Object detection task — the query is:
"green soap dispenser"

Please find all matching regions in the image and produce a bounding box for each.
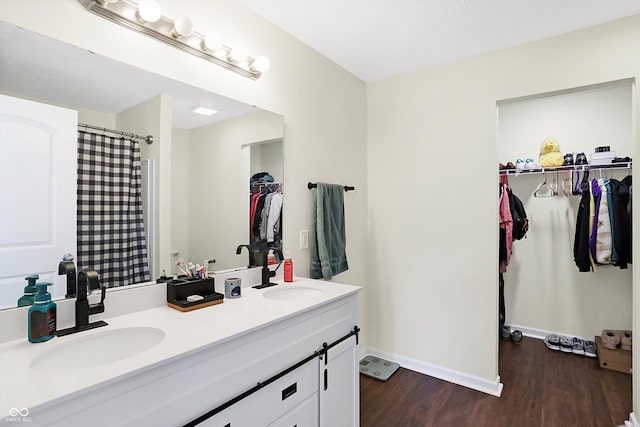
[28,282,57,343]
[17,274,39,307]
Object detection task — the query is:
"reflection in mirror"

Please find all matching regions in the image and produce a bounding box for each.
[0,21,283,310]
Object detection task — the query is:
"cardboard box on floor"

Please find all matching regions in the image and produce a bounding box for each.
[595,336,632,375]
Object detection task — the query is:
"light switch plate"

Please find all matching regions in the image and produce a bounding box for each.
[300,230,309,249]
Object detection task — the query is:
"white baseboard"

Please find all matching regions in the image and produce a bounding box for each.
[506,323,593,342]
[360,346,503,397]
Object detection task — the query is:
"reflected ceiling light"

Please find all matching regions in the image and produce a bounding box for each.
[136,0,161,23]
[79,0,270,80]
[193,106,218,116]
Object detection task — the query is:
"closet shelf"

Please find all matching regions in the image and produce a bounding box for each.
[498,162,632,176]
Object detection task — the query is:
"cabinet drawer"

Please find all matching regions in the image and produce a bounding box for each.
[268,393,318,427]
[199,358,319,427]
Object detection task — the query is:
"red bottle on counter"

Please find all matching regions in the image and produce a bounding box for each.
[284,252,293,282]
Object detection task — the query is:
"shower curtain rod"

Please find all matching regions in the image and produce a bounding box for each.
[78,122,154,144]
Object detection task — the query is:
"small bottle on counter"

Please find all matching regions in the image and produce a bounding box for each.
[28,282,57,343]
[284,252,293,282]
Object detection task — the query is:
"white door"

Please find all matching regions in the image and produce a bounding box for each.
[0,94,77,308]
[319,337,359,427]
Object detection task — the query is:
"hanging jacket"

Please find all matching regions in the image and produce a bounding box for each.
[595,179,612,264]
[499,184,513,273]
[573,187,592,272]
[609,177,632,268]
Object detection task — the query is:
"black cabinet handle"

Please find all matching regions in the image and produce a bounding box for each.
[282,382,297,401]
[324,368,328,391]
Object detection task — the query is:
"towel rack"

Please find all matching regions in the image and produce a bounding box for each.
[307,182,355,191]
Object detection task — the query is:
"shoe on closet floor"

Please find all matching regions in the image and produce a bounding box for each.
[510,330,523,344]
[584,340,597,358]
[544,334,560,351]
[601,330,621,350]
[571,337,585,355]
[501,325,511,341]
[560,336,573,353]
[619,330,632,351]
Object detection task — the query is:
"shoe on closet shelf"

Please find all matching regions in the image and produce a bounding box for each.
[501,325,511,341]
[575,152,588,165]
[515,159,525,170]
[544,334,560,351]
[619,330,632,351]
[571,337,585,355]
[584,340,597,358]
[524,158,541,170]
[510,330,523,344]
[559,336,573,353]
[601,330,621,350]
[563,153,575,166]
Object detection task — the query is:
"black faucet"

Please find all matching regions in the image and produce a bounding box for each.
[236,244,257,267]
[57,268,108,337]
[253,246,284,289]
[58,257,77,298]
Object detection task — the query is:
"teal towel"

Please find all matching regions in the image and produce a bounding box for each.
[310,183,349,280]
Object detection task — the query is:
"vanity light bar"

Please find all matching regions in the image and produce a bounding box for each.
[78,0,269,80]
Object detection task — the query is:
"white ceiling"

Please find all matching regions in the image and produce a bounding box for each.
[239,0,640,82]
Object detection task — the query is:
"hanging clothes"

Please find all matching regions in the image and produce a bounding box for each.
[499,183,513,273]
[574,175,632,271]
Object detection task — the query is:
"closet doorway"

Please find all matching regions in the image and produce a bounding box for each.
[496,79,634,405]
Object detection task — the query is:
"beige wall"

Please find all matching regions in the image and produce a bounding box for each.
[368,14,638,410]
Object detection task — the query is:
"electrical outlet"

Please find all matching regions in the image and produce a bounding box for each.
[300,230,309,249]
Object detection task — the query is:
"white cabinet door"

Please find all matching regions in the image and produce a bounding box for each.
[199,357,319,427]
[0,94,77,307]
[319,337,359,427]
[268,393,318,427]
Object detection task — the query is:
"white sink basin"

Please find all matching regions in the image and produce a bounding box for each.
[30,327,165,371]
[262,286,324,301]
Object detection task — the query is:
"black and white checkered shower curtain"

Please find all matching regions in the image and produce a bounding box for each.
[77,131,150,288]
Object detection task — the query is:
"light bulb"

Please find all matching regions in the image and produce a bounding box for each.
[229,45,248,62]
[97,0,119,4]
[172,16,194,38]
[252,56,270,73]
[136,0,161,23]
[202,32,222,51]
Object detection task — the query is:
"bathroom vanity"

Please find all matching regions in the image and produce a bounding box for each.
[0,277,360,427]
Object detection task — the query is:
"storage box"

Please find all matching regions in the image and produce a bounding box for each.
[166,277,224,312]
[595,336,632,375]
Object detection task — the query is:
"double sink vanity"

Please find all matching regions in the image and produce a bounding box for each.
[0,270,360,427]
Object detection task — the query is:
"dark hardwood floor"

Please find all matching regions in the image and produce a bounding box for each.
[360,337,632,427]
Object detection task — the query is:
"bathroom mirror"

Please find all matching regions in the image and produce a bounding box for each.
[0,21,283,309]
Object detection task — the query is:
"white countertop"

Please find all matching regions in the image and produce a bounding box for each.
[0,278,360,418]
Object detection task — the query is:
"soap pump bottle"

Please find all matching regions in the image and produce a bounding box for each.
[284,252,293,282]
[17,274,39,307]
[28,282,57,343]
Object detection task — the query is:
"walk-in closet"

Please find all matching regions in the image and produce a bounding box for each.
[496,79,634,393]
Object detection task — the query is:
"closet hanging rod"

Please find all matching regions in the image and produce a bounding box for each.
[78,123,154,144]
[307,182,355,191]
